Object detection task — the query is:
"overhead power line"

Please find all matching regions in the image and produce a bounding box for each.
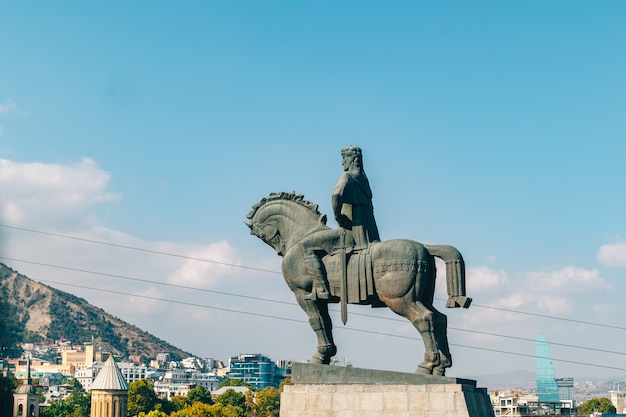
[4,255,626,338]
[6,256,625,358]
[467,303,626,332]
[0,224,280,275]
[1,256,294,307]
[3,224,626,359]
[36,278,626,373]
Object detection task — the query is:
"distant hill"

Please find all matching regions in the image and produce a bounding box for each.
[0,263,192,361]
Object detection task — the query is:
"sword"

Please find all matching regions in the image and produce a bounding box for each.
[339,228,348,325]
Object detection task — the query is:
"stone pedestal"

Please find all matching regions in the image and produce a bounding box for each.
[280,363,494,417]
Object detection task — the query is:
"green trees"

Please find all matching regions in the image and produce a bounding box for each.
[187,385,213,405]
[170,402,214,417]
[166,384,283,417]
[40,379,90,417]
[578,397,616,414]
[0,374,17,417]
[0,292,24,358]
[128,380,162,416]
[0,377,283,417]
[218,379,251,389]
[215,389,246,408]
[137,411,169,417]
[214,389,248,417]
[252,387,280,417]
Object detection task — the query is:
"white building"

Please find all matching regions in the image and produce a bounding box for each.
[153,368,220,400]
[75,361,151,391]
[610,390,626,414]
[491,392,576,416]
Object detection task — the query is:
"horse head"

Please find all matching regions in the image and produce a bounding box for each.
[246,191,328,256]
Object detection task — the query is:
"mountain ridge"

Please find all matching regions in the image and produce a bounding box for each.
[0,262,192,361]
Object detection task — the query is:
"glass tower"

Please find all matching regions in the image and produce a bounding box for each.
[536,334,560,403]
[227,354,281,388]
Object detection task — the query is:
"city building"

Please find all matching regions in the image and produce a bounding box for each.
[41,384,74,407]
[491,336,577,416]
[610,390,626,414]
[9,357,73,377]
[226,354,290,389]
[61,344,109,372]
[556,377,575,402]
[75,363,102,391]
[13,370,64,387]
[90,356,129,417]
[153,367,220,400]
[491,392,575,416]
[330,357,351,367]
[536,334,560,403]
[492,392,531,416]
[155,353,171,367]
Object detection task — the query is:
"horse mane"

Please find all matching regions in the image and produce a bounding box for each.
[246,191,327,225]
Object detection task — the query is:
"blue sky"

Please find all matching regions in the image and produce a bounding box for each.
[1,2,626,381]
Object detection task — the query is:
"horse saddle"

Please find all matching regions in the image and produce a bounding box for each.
[322,247,386,307]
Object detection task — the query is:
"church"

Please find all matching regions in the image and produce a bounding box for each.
[89,355,129,417]
[12,359,39,417]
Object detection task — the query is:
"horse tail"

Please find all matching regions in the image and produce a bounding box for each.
[423,244,472,309]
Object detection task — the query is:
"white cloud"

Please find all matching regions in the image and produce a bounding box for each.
[466,266,508,292]
[0,156,267,355]
[597,242,626,268]
[0,157,119,227]
[434,262,507,298]
[532,294,573,316]
[126,286,171,316]
[458,264,611,340]
[0,99,16,114]
[166,241,241,288]
[526,266,611,293]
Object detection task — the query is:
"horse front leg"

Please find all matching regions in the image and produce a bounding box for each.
[295,289,337,364]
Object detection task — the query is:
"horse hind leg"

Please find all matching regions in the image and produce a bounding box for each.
[431,308,452,376]
[410,307,442,375]
[380,294,440,375]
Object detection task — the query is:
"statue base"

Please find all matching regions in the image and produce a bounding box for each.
[280,362,494,417]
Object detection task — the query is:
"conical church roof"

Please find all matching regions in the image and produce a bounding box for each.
[90,356,129,391]
[16,357,36,394]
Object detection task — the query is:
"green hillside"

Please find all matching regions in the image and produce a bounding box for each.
[0,263,192,361]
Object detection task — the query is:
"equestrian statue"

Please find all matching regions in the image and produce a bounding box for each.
[245,146,471,375]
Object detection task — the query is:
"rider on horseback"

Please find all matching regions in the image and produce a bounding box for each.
[333,146,380,249]
[298,146,380,300]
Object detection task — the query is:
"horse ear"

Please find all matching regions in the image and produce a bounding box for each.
[320,214,327,225]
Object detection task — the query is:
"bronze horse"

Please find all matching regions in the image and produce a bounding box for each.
[246,191,471,375]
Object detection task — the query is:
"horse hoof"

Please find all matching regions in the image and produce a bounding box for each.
[432,353,451,376]
[310,344,336,365]
[446,296,472,309]
[415,366,432,375]
[310,355,324,364]
[432,367,446,376]
[415,352,440,374]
